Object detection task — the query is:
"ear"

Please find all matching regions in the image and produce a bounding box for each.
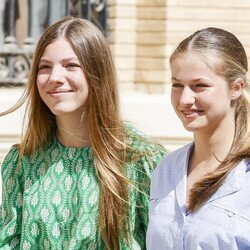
[230,78,245,100]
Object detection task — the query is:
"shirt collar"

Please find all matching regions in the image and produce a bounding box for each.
[174,143,194,214]
[206,158,248,204]
[174,143,249,213]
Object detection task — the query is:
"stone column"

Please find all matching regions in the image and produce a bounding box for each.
[108,0,137,91]
[135,0,167,93]
[108,0,168,94]
[0,0,4,48]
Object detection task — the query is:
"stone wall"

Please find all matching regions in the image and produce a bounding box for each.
[109,0,250,89]
[109,0,168,93]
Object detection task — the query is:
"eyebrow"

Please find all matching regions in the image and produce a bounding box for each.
[38,58,50,64]
[39,57,79,63]
[171,76,179,81]
[171,76,209,83]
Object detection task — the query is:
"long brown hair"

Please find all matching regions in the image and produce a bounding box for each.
[170,27,250,212]
[1,16,132,249]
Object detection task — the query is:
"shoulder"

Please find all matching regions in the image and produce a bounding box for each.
[124,124,167,177]
[125,123,167,162]
[1,145,20,170]
[125,123,166,152]
[150,143,193,197]
[245,158,250,170]
[155,143,192,174]
[1,145,22,181]
[243,158,250,183]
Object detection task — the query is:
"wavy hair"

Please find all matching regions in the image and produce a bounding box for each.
[170,27,250,212]
[1,16,132,249]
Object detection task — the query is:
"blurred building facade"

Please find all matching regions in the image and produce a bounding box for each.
[1,0,250,163]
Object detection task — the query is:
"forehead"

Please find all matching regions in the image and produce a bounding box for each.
[170,52,222,81]
[41,38,78,59]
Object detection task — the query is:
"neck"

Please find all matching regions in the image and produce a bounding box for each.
[55,117,91,147]
[191,116,235,170]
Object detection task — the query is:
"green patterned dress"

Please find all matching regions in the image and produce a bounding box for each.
[0,129,166,249]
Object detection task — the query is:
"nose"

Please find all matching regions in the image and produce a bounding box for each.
[179,86,195,107]
[49,65,64,84]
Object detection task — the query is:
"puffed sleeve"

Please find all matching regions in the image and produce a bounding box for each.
[0,146,23,249]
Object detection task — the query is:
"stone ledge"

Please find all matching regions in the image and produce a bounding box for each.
[109,0,167,6]
[109,31,167,45]
[135,70,166,82]
[108,19,166,32]
[167,0,250,8]
[167,6,250,21]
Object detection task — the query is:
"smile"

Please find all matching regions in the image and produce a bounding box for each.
[47,89,73,94]
[182,110,203,115]
[181,110,204,118]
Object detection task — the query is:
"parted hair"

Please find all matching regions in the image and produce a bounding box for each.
[170,27,250,212]
[2,16,135,249]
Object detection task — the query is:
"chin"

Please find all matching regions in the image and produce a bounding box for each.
[184,126,196,132]
[50,109,72,116]
[182,119,208,131]
[183,123,201,132]
[184,124,209,133]
[50,105,76,115]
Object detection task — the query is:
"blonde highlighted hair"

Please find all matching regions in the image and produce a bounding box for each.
[170,27,250,212]
[1,16,134,249]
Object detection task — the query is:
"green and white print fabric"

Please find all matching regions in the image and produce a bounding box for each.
[0,131,166,249]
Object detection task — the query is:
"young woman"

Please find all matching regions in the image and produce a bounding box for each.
[147,27,250,249]
[0,16,166,249]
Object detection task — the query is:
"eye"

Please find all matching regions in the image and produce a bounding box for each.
[195,83,209,88]
[65,63,81,69]
[38,64,51,72]
[194,83,210,91]
[172,83,183,88]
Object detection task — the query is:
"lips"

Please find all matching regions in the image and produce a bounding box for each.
[182,110,203,115]
[47,89,73,94]
[180,109,204,118]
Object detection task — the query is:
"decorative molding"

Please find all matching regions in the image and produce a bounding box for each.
[0,50,32,85]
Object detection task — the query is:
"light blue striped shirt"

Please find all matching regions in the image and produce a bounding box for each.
[147,143,250,250]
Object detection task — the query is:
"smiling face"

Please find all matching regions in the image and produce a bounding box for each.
[36,38,88,117]
[170,52,235,133]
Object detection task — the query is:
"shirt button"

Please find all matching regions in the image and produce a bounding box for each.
[227,211,235,217]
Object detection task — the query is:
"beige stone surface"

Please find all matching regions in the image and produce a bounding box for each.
[135,70,166,83]
[110,44,137,56]
[137,32,167,45]
[109,5,137,18]
[109,0,167,6]
[115,57,136,70]
[167,7,250,21]
[136,57,166,70]
[167,0,250,7]
[109,0,168,89]
[137,7,167,19]
[136,45,167,57]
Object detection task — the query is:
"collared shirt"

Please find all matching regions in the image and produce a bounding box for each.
[147,143,250,250]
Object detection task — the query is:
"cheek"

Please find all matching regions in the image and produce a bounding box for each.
[36,78,48,103]
[78,77,89,93]
[36,80,42,95]
[199,92,222,106]
[171,91,179,108]
[69,72,86,88]
[36,75,48,90]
